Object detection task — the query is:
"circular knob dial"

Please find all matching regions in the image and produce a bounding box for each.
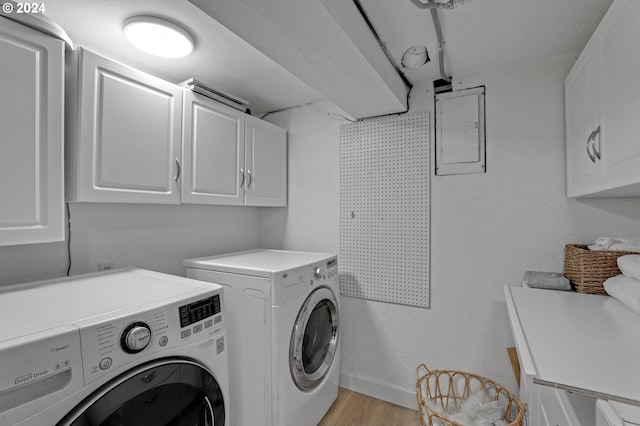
[314,266,321,279]
[121,322,151,354]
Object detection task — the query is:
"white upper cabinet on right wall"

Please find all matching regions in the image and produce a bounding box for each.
[565,0,640,197]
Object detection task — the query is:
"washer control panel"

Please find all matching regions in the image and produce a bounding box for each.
[77,289,224,385]
[179,295,221,328]
[120,322,152,353]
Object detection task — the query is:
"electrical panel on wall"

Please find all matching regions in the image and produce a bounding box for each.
[339,111,430,308]
[435,86,486,175]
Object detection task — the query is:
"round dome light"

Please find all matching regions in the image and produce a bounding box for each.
[401,46,429,69]
[124,16,194,58]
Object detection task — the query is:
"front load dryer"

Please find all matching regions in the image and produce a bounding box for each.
[184,249,340,426]
[0,268,230,426]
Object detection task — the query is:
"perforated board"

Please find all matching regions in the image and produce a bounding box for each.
[339,111,430,308]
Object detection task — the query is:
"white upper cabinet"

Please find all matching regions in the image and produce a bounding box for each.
[244,115,287,207]
[0,17,65,246]
[565,42,598,197]
[66,48,182,204]
[565,0,640,197]
[596,0,640,194]
[182,91,245,205]
[182,92,287,207]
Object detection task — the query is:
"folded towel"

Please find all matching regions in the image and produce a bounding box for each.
[522,271,571,291]
[603,274,640,315]
[618,255,640,281]
[588,237,640,252]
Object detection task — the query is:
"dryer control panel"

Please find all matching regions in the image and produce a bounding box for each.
[272,256,338,305]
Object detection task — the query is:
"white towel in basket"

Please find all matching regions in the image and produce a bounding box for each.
[589,237,640,252]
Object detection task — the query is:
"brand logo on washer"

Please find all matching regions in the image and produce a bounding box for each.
[51,344,70,352]
[14,369,48,385]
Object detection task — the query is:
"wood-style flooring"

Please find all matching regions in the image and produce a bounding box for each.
[318,388,422,426]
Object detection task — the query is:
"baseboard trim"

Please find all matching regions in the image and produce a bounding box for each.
[339,372,417,410]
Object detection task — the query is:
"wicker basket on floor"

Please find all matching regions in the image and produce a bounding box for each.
[564,244,640,295]
[416,364,525,426]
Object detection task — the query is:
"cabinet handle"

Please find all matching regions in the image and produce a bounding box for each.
[247,170,253,188]
[174,158,181,182]
[592,125,601,160]
[586,131,596,163]
[240,168,245,188]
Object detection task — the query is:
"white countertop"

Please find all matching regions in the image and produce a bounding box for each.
[504,286,640,406]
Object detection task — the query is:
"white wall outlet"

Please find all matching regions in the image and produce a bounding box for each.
[99,261,115,271]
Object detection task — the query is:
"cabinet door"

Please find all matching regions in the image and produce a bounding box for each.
[597,0,640,193]
[181,91,245,205]
[0,18,64,245]
[538,386,595,426]
[596,400,623,426]
[244,115,287,207]
[68,49,182,204]
[565,43,599,197]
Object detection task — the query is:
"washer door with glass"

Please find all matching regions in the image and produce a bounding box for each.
[290,287,339,391]
[57,359,225,426]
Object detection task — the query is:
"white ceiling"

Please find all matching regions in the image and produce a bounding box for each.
[358,0,613,83]
[37,0,613,119]
[41,0,326,116]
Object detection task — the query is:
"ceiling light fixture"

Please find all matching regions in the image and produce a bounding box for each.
[401,46,430,68]
[124,16,194,58]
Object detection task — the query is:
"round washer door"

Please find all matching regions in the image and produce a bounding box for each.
[290,287,339,391]
[57,359,225,426]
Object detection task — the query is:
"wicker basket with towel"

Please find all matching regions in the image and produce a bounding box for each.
[564,243,640,295]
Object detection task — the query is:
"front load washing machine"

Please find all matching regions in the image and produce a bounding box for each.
[184,249,340,426]
[0,268,230,426]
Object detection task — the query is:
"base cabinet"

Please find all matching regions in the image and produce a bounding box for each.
[596,400,640,426]
[536,386,595,426]
[519,372,594,426]
[0,17,65,246]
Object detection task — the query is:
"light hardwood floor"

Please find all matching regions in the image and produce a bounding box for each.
[318,388,422,426]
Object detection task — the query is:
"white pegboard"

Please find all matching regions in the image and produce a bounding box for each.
[339,111,430,308]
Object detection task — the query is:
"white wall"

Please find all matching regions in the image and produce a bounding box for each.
[0,204,260,286]
[260,53,640,409]
[259,102,340,253]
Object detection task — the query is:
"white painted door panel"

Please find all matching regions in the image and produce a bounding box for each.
[67,49,182,204]
[182,91,245,205]
[244,115,287,207]
[565,44,598,197]
[597,0,640,192]
[565,0,640,198]
[0,17,64,245]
